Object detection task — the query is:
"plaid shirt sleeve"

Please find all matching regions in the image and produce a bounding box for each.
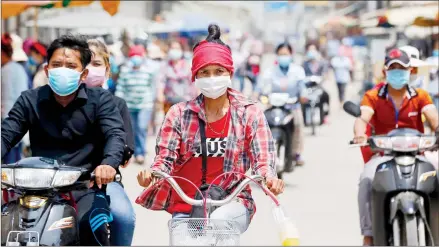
[151,104,182,174]
[246,105,277,178]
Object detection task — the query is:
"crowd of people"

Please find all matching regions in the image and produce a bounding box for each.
[1,22,438,246]
[0,28,367,168]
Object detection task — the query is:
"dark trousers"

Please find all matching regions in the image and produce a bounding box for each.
[336,82,347,102]
[73,187,113,246]
[320,90,330,116]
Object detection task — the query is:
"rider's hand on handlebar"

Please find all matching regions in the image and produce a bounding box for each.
[137,170,156,188]
[353,134,368,144]
[90,165,116,189]
[266,177,285,195]
[299,97,308,104]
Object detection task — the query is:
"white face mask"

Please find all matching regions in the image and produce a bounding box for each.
[195,76,231,99]
[168,49,183,61]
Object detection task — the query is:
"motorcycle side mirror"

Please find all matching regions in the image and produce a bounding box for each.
[343,101,361,118]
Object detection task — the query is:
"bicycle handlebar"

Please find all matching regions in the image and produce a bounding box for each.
[151,170,265,207]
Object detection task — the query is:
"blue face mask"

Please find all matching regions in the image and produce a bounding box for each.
[433,50,439,57]
[130,56,143,67]
[48,67,82,96]
[28,56,38,66]
[386,69,410,90]
[277,55,292,67]
[306,51,317,60]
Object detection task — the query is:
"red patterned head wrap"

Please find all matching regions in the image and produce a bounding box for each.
[191,40,234,82]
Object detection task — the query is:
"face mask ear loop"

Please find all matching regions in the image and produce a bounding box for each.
[79,69,87,83]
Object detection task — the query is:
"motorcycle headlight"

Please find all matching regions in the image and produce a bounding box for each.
[52,170,82,187]
[269,93,289,107]
[390,136,420,152]
[1,168,14,186]
[14,168,55,189]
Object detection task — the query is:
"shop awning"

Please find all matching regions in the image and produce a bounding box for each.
[300,1,329,7]
[360,3,438,28]
[25,9,150,29]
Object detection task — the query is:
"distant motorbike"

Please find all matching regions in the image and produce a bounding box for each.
[301,76,325,135]
[344,101,439,246]
[1,157,119,246]
[260,93,298,179]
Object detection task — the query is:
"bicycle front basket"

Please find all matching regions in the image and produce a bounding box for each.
[168,218,241,246]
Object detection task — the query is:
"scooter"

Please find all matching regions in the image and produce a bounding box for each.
[1,157,119,246]
[343,101,439,246]
[301,76,325,136]
[260,93,298,179]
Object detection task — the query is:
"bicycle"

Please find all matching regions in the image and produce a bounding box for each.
[149,170,286,246]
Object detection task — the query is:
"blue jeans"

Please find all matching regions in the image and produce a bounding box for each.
[129,108,153,156]
[3,142,22,164]
[237,75,246,92]
[172,201,250,233]
[106,182,136,246]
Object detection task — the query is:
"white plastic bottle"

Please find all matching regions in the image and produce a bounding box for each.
[272,204,300,246]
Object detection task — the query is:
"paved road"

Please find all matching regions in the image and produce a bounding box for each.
[120,68,365,246]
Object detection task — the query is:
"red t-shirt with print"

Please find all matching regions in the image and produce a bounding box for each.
[167,110,231,214]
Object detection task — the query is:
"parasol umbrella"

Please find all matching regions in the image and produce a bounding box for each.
[1,1,55,19]
[411,12,439,27]
[405,13,439,41]
[376,16,395,28]
[1,0,120,19]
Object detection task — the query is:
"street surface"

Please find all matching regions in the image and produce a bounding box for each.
[121,65,365,246]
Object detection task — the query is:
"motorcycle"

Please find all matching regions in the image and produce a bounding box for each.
[260,93,298,179]
[1,157,119,246]
[343,101,439,246]
[301,76,326,135]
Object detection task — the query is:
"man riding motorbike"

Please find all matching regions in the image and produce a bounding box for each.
[361,45,434,164]
[256,42,307,167]
[302,48,330,120]
[353,48,439,246]
[1,34,126,246]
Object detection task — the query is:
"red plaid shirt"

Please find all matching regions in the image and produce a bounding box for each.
[136,88,277,220]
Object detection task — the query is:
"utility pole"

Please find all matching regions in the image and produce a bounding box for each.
[376,0,383,10]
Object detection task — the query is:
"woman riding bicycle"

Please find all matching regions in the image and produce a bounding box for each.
[136,24,284,233]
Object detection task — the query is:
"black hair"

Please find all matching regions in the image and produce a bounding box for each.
[169,39,183,49]
[47,34,92,69]
[193,24,231,51]
[276,42,293,55]
[1,33,13,58]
